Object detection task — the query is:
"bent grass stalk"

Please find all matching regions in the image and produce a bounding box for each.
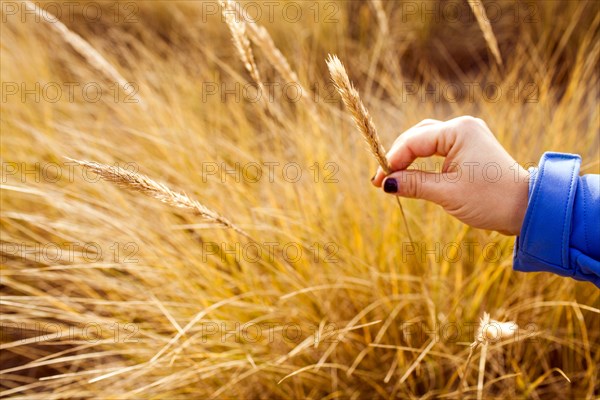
[467,0,503,66]
[69,159,308,283]
[24,1,143,105]
[220,0,263,89]
[222,0,323,129]
[68,158,251,240]
[220,0,284,124]
[326,55,413,244]
[224,0,325,129]
[222,0,312,107]
[459,312,520,398]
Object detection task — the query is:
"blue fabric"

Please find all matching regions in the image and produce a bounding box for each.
[514,152,600,288]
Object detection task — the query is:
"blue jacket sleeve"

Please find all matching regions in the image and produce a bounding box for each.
[513,152,600,287]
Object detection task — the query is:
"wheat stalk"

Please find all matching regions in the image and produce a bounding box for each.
[365,0,389,95]
[371,0,389,35]
[68,158,250,239]
[326,55,413,242]
[220,0,286,125]
[244,22,316,104]
[24,1,143,105]
[245,24,299,89]
[241,12,323,127]
[459,312,519,397]
[326,55,392,173]
[221,0,325,128]
[223,1,305,96]
[220,0,263,88]
[467,0,503,66]
[222,0,324,129]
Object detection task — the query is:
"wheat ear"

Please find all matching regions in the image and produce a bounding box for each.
[222,1,321,126]
[220,0,263,88]
[242,16,323,127]
[245,24,299,88]
[326,55,413,242]
[68,159,251,239]
[326,55,391,173]
[220,0,285,124]
[459,312,519,396]
[24,1,142,104]
[223,1,301,93]
[467,0,503,66]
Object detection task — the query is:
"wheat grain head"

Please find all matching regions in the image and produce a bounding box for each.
[220,0,263,88]
[24,1,142,104]
[246,24,299,86]
[467,0,503,66]
[326,54,391,174]
[68,158,250,239]
[220,0,288,125]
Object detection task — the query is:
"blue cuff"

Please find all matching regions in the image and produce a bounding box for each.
[513,152,583,279]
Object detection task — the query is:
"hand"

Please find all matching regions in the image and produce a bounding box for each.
[372,116,530,236]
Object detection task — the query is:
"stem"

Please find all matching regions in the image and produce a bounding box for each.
[395,196,413,244]
[458,342,480,397]
[477,342,489,400]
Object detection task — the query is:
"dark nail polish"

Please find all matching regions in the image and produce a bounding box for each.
[383,178,398,193]
[371,174,376,181]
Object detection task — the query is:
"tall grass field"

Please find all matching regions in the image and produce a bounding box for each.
[1,1,599,398]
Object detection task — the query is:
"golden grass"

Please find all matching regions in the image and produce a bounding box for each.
[1,1,599,398]
[68,159,251,239]
[326,54,412,243]
[22,1,142,104]
[221,0,262,88]
[467,0,503,66]
[326,55,391,175]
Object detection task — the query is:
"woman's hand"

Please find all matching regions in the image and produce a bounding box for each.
[372,116,530,236]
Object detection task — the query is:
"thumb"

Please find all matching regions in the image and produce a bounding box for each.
[382,170,455,204]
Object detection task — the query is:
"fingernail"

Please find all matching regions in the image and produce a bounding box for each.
[383,178,398,193]
[371,173,376,181]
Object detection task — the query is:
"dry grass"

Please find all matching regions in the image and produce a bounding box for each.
[326,54,412,242]
[467,0,503,66]
[326,55,392,175]
[68,159,251,239]
[22,1,142,104]
[220,0,262,88]
[1,1,599,399]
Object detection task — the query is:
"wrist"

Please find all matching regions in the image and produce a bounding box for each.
[507,167,530,236]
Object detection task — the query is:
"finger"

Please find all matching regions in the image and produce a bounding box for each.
[386,119,458,172]
[371,119,442,187]
[372,165,391,187]
[390,118,441,147]
[381,170,457,205]
[371,166,384,186]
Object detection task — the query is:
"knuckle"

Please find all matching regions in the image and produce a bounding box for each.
[458,115,479,126]
[474,117,486,126]
[416,118,437,127]
[402,172,420,198]
[392,134,405,147]
[455,115,487,136]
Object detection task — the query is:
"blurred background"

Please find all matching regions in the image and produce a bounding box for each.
[1,0,599,398]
